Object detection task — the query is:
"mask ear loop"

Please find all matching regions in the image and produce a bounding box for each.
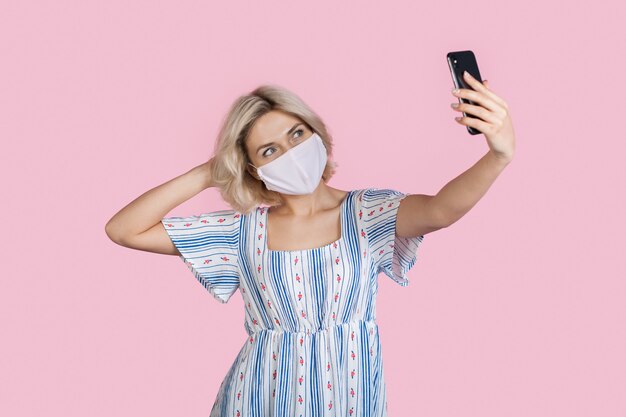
[248,162,261,179]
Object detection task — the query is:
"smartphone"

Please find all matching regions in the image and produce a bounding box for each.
[446,50,484,135]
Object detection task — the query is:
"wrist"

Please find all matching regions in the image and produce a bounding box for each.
[489,150,513,166]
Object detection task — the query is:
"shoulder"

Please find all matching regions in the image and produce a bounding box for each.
[360,187,406,205]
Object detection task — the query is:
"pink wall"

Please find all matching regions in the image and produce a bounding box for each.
[1,1,625,416]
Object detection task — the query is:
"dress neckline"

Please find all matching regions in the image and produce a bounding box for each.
[263,190,353,254]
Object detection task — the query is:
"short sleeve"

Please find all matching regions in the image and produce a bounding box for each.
[161,209,241,304]
[362,188,425,286]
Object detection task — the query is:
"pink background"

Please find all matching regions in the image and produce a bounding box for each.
[2,1,625,416]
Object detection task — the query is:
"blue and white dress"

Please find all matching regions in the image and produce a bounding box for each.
[161,187,425,417]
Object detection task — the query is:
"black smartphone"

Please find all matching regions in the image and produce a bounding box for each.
[446,50,484,135]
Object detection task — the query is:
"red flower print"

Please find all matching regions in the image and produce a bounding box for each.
[350,387,355,397]
[351,369,356,378]
[299,376,303,385]
[334,256,340,265]
[220,256,230,262]
[299,356,304,366]
[336,274,341,283]
[328,400,333,410]
[217,217,226,223]
[298,292,303,301]
[184,223,192,227]
[203,259,212,264]
[201,219,209,224]
[334,292,339,302]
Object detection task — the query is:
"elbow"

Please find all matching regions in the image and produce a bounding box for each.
[105,222,117,243]
[105,220,124,245]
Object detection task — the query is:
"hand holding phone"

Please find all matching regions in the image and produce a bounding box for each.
[446,50,484,135]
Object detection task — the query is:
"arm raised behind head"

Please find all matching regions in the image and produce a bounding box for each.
[105,159,215,256]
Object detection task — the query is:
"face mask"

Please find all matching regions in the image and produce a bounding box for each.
[249,132,328,195]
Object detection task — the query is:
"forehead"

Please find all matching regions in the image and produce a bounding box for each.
[247,110,303,146]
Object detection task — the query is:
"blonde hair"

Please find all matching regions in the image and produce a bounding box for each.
[210,84,339,214]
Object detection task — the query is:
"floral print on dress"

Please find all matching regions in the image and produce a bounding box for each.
[161,188,425,416]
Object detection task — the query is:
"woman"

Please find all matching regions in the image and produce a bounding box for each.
[105,75,515,416]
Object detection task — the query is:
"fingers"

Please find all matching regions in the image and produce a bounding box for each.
[460,72,507,110]
[452,102,500,124]
[455,113,491,134]
[452,84,500,113]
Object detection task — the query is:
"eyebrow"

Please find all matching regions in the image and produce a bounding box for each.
[256,123,303,153]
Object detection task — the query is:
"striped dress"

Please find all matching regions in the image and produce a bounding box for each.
[161,187,425,417]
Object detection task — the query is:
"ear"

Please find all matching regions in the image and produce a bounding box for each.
[247,163,261,181]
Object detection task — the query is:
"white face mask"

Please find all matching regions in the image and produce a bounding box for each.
[249,132,328,195]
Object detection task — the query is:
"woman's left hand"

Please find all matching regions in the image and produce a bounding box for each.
[451,71,516,162]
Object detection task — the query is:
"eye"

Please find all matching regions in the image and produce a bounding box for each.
[262,147,275,158]
[262,128,306,158]
[293,128,305,139]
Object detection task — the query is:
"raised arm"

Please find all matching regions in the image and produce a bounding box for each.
[396,73,515,239]
[105,160,214,255]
